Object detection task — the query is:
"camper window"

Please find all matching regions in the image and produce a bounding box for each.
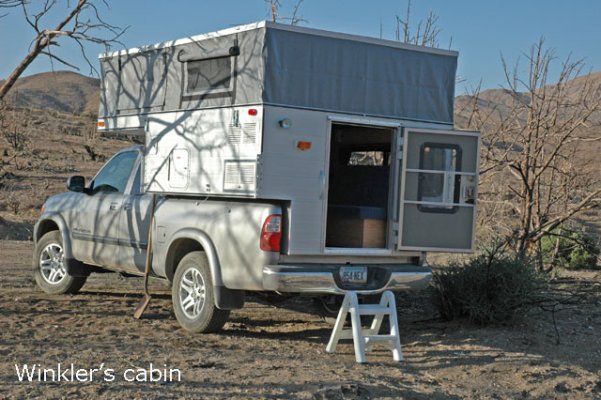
[348,151,389,166]
[417,143,461,213]
[184,56,232,96]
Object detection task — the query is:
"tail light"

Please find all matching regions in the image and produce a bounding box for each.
[260,214,282,252]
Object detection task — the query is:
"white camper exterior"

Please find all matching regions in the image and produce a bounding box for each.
[97,21,479,257]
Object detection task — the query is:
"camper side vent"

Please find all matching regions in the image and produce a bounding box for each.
[224,161,256,192]
[228,124,242,144]
[242,122,258,144]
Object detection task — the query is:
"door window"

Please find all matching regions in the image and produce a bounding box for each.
[91,151,139,194]
[418,143,461,213]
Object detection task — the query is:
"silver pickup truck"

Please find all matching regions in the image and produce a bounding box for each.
[33,146,432,333]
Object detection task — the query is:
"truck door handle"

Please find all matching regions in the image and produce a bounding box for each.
[109,202,119,211]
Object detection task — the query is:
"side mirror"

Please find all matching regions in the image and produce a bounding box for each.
[66,176,86,193]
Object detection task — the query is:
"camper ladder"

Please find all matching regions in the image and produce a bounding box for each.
[326,290,403,363]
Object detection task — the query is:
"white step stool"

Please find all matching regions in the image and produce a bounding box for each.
[326,291,403,363]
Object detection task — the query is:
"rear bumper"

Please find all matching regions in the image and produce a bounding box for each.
[262,264,432,295]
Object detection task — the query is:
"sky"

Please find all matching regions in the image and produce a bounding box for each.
[1,0,600,94]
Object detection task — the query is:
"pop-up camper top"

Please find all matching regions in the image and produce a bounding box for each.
[97,21,479,256]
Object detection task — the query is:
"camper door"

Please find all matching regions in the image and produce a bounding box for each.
[397,129,479,252]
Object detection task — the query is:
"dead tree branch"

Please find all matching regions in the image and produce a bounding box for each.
[265,0,307,25]
[396,0,441,48]
[0,0,125,102]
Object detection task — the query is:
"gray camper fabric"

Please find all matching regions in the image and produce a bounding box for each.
[99,22,457,124]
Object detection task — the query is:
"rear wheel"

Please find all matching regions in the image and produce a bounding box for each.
[172,251,230,333]
[33,231,87,294]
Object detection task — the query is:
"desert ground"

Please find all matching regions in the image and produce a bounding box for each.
[0,240,600,399]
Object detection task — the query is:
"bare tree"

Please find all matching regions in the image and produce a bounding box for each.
[266,0,279,22]
[459,38,601,262]
[396,0,441,48]
[0,0,125,102]
[265,0,307,25]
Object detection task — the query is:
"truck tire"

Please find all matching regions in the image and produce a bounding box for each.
[33,231,87,295]
[172,251,230,333]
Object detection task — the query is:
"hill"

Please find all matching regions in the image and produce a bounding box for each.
[455,70,601,128]
[3,71,100,115]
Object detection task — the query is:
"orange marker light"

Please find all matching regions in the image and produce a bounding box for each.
[97,120,106,128]
[296,141,312,151]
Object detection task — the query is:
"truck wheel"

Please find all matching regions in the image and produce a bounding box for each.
[172,251,230,333]
[33,231,87,295]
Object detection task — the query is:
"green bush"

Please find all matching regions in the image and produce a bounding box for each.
[432,252,541,324]
[540,228,600,270]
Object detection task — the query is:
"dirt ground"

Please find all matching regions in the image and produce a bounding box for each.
[1,240,600,399]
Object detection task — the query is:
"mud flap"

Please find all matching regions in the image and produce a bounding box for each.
[214,285,245,310]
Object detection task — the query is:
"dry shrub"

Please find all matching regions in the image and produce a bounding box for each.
[432,249,542,324]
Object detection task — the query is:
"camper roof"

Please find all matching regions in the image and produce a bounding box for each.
[99,20,457,59]
[99,20,458,124]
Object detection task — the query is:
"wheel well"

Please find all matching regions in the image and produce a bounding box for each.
[165,238,204,282]
[37,220,59,241]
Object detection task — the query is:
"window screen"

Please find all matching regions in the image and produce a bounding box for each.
[418,143,461,213]
[186,56,232,94]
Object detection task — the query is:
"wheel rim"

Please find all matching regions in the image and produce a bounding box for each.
[178,267,206,319]
[39,243,67,285]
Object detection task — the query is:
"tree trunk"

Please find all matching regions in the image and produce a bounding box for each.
[0,39,44,101]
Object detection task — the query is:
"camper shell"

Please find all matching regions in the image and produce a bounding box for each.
[97,21,479,290]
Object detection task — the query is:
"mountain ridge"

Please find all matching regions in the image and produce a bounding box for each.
[3,69,601,118]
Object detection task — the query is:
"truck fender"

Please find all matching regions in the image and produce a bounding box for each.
[33,213,94,277]
[163,228,245,310]
[35,212,73,260]
[163,228,223,286]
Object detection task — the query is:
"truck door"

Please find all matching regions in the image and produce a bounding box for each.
[397,129,479,252]
[117,165,153,273]
[71,150,140,268]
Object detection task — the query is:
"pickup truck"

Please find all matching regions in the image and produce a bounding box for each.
[33,146,432,333]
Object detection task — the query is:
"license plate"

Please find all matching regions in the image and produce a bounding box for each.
[340,266,368,284]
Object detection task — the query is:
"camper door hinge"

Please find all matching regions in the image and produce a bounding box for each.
[391,222,400,244]
[396,145,403,161]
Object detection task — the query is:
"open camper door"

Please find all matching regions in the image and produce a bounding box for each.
[397,129,479,252]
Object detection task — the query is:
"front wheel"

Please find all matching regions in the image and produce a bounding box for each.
[172,251,230,333]
[33,231,87,294]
